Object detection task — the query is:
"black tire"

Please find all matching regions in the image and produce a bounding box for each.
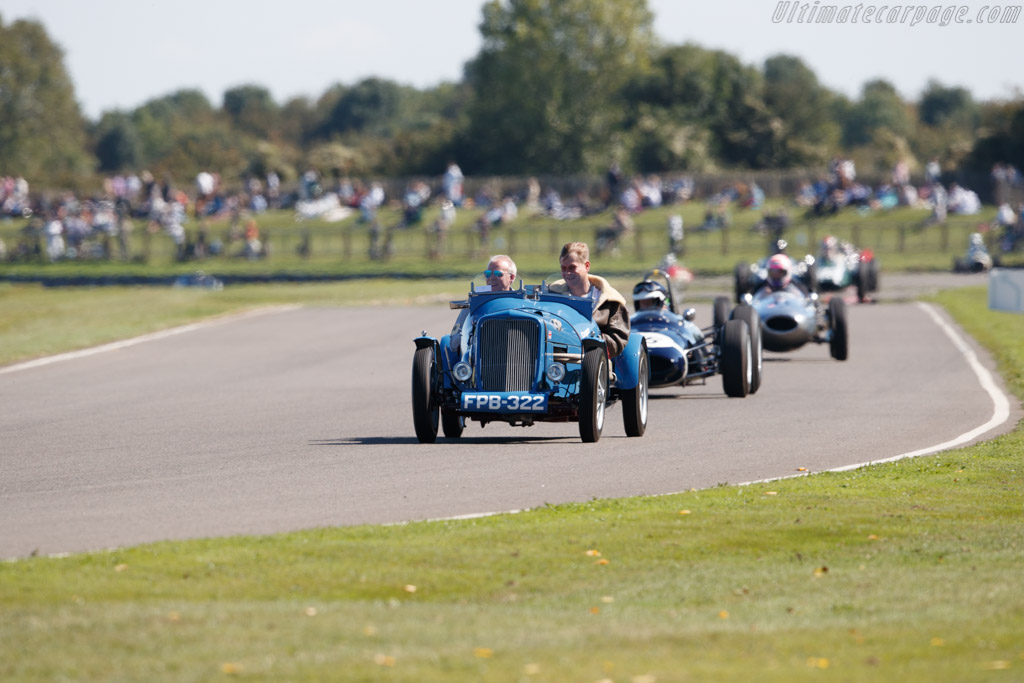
[733,263,752,303]
[441,409,464,438]
[411,346,439,442]
[713,296,732,330]
[730,304,762,394]
[803,261,818,294]
[720,319,751,398]
[865,258,879,293]
[579,348,608,443]
[621,347,649,437]
[828,296,849,361]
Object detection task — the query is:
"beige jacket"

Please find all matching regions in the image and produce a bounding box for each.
[549,275,631,357]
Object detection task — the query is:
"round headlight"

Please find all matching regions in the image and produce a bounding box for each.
[453,362,473,382]
[545,362,566,382]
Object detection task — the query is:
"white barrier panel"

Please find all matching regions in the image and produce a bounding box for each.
[989,268,1024,313]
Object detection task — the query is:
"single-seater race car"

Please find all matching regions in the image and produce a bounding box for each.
[815,235,879,302]
[953,232,999,272]
[630,269,762,397]
[412,273,650,443]
[734,239,817,303]
[741,254,848,361]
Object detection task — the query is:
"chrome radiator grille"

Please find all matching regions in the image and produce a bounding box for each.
[478,319,538,391]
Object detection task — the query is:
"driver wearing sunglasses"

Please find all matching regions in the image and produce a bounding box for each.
[484,254,517,291]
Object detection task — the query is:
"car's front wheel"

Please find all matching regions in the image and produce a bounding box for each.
[579,348,608,443]
[621,347,649,437]
[721,319,751,398]
[411,346,439,443]
[441,409,464,438]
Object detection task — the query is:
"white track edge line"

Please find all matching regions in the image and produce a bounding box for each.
[737,301,1012,486]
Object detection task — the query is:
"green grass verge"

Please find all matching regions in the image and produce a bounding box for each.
[1,287,1022,681]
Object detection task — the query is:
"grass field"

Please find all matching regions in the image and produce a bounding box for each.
[0,284,1022,681]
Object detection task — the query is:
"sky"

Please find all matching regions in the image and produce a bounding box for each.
[2,0,1021,121]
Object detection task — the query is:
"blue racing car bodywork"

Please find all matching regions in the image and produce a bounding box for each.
[412,276,650,443]
[629,270,762,397]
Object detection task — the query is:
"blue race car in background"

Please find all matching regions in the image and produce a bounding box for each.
[412,274,650,443]
[630,269,762,397]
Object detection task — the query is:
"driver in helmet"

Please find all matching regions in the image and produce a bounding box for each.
[819,235,840,264]
[632,280,669,312]
[764,253,795,292]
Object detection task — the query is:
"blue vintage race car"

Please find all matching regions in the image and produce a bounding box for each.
[412,274,650,443]
[630,270,762,397]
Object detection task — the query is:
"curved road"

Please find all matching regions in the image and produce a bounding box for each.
[0,273,1017,559]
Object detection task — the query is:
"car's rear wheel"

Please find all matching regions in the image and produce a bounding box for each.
[828,296,849,361]
[579,348,608,443]
[713,296,732,330]
[721,319,751,398]
[441,409,464,438]
[733,263,751,303]
[730,304,762,394]
[622,346,649,437]
[804,261,818,294]
[412,346,439,443]
[865,258,879,294]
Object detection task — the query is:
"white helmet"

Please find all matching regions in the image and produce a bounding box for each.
[633,280,668,310]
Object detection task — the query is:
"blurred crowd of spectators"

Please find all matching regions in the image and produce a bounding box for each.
[2,157,1022,264]
[788,156,1013,222]
[0,176,31,219]
[0,169,281,263]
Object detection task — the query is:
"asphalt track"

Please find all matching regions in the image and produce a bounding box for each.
[1,273,1018,560]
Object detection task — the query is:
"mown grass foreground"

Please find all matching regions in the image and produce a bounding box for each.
[1,286,1022,682]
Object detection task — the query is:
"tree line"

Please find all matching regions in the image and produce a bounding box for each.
[1,0,1022,194]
